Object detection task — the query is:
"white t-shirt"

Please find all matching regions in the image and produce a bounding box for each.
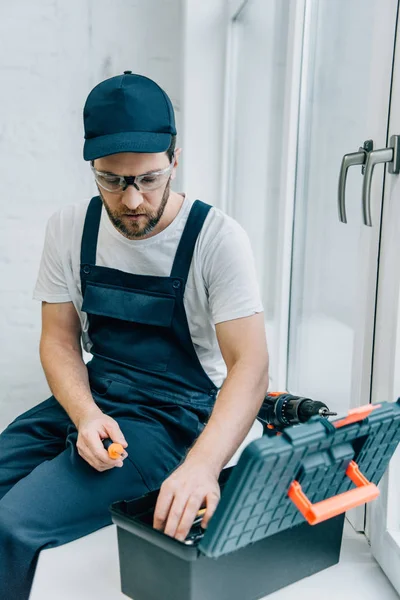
[33,194,264,388]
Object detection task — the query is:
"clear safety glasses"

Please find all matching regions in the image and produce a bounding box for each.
[91,154,175,194]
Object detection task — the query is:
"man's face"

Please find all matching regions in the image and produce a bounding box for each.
[94,150,180,240]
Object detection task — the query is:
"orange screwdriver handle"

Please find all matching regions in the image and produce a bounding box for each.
[102,438,124,459]
[288,460,379,525]
[107,443,124,459]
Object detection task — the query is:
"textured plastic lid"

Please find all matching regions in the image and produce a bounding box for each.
[199,400,400,558]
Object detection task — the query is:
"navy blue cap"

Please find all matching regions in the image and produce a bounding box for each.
[83,71,176,161]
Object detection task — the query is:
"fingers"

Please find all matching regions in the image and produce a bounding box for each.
[201,491,220,529]
[163,494,197,540]
[173,495,204,541]
[153,464,221,542]
[78,431,122,471]
[104,421,128,449]
[153,482,175,531]
[172,491,219,541]
[78,444,120,470]
[76,417,129,471]
[154,486,220,542]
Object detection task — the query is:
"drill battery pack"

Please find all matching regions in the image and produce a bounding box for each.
[110,400,400,600]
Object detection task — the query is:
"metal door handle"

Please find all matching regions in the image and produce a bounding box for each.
[362,134,400,227]
[338,140,373,224]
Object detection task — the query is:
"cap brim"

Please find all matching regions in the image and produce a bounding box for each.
[83,131,172,161]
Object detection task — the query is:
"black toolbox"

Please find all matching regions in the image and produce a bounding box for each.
[110,401,400,600]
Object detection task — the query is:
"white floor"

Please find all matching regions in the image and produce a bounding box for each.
[31,518,399,600]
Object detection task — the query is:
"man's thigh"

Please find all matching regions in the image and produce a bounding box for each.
[0,418,171,549]
[0,396,72,500]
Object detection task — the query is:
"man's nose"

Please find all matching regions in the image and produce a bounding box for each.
[121,184,144,210]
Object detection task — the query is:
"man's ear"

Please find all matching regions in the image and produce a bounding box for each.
[174,147,182,164]
[171,147,182,180]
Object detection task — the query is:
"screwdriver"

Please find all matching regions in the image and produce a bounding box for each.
[102,437,125,459]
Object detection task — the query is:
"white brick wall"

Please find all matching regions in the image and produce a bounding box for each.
[0,0,184,428]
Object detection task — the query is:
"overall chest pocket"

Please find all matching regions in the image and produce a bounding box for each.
[82,282,176,372]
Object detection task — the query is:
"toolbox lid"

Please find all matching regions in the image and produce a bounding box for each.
[198,400,400,558]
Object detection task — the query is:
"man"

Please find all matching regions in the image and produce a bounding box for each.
[0,71,269,598]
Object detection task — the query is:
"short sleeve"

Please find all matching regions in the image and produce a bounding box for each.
[202,220,264,325]
[33,213,72,303]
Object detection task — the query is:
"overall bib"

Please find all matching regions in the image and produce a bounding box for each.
[0,196,218,598]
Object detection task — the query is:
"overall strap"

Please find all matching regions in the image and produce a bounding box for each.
[170,200,212,284]
[80,195,102,266]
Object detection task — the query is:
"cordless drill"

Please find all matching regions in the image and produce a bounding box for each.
[257,392,337,433]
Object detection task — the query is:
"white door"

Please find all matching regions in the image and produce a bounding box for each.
[224,0,303,389]
[368,9,400,589]
[226,0,400,587]
[286,0,398,531]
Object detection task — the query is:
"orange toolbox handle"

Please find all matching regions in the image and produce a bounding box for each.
[287,403,381,525]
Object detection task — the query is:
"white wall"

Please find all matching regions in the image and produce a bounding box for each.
[0,0,183,428]
[180,0,228,207]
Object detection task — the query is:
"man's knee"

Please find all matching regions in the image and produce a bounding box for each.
[0,503,27,546]
[0,497,55,553]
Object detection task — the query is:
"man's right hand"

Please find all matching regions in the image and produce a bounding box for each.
[76,408,129,471]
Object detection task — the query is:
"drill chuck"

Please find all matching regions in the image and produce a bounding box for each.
[258,393,337,431]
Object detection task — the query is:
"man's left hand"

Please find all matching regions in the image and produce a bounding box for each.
[153,459,220,541]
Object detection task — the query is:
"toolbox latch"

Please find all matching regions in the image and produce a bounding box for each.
[333,404,381,429]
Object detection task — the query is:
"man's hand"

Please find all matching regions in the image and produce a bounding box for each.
[76,408,128,471]
[153,459,220,541]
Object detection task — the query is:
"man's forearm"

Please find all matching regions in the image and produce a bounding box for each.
[40,340,101,428]
[186,359,269,475]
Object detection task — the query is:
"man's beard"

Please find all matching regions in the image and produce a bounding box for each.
[99,179,171,240]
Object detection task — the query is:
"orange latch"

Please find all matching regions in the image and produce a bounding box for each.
[333,404,381,429]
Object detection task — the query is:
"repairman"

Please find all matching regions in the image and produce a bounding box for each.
[0,72,269,598]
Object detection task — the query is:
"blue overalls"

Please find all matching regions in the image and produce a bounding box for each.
[0,195,218,598]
